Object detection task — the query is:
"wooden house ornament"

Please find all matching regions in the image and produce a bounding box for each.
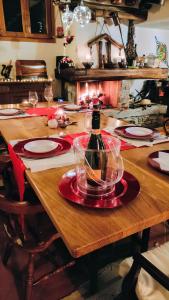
[87,33,124,68]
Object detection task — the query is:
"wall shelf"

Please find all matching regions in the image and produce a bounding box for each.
[57,68,168,82]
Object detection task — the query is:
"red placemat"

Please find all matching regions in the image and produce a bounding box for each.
[26,107,58,116]
[64,131,135,151]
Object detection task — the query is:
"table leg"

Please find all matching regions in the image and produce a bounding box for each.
[86,252,98,294]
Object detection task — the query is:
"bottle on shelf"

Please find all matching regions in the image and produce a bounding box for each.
[85,99,107,187]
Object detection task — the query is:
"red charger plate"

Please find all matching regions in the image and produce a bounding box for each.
[0,108,23,116]
[58,169,140,209]
[13,137,71,159]
[114,126,156,140]
[148,150,169,175]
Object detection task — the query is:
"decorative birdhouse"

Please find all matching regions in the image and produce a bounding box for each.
[87,33,124,69]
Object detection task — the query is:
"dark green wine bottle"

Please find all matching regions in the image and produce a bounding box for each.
[85,102,107,186]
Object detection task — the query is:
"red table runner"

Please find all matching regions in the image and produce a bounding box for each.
[64,130,135,151]
[26,107,58,116]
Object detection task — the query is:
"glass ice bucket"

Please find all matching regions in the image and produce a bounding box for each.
[73,135,124,199]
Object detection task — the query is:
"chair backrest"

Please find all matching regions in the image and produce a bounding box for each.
[8,144,26,201]
[119,242,169,300]
[1,159,43,237]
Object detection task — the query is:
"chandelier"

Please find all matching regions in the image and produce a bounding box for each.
[53,0,92,28]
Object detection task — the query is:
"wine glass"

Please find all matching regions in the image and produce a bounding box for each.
[44,86,53,107]
[29,91,38,108]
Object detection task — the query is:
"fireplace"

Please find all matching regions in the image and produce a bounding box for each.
[56,67,168,127]
[56,67,167,105]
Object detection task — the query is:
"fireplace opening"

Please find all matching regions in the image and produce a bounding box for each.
[63,80,122,107]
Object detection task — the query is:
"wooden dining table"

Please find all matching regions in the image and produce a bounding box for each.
[0,102,169,260]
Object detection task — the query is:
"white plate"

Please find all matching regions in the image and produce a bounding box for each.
[0,108,20,115]
[24,140,58,154]
[64,104,81,111]
[125,127,153,136]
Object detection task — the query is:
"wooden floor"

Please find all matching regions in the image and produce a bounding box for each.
[0,218,169,300]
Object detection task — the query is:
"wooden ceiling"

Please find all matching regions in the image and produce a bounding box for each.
[65,0,165,23]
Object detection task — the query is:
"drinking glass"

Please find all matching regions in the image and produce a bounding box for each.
[29,91,38,108]
[44,86,53,107]
[73,135,124,199]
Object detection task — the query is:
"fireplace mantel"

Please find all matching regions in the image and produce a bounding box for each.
[57,68,168,82]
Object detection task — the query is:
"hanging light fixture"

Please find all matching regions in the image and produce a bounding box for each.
[61,4,74,29]
[53,1,91,28]
[73,0,92,27]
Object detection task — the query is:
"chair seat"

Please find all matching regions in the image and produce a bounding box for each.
[119,241,169,300]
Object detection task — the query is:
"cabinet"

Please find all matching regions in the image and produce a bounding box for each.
[0,80,52,104]
[0,0,54,42]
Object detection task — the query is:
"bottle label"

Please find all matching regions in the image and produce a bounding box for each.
[92,110,100,129]
[92,129,101,135]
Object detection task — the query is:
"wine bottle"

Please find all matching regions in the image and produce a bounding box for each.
[85,101,107,187]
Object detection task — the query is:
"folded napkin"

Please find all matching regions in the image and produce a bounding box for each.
[9,138,75,173]
[0,113,31,120]
[22,150,75,173]
[26,107,58,116]
[153,151,169,171]
[104,127,169,148]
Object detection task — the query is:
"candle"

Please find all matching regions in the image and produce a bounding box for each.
[57,108,64,118]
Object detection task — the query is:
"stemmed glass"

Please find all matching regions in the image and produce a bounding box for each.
[29,91,38,108]
[44,86,53,108]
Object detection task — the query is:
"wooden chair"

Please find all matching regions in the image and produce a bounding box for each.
[116,241,169,300]
[0,160,75,300]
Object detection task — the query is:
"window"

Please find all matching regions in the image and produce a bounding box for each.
[0,0,54,42]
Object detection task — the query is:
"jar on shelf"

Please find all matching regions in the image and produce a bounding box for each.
[147,54,156,68]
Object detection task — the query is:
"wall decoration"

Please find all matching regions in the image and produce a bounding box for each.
[88,33,123,69]
[125,20,137,67]
[155,36,168,67]
[1,60,13,79]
